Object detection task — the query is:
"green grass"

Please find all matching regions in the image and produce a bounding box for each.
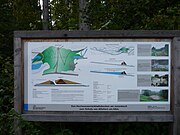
[140,95,168,102]
[140,95,150,101]
[152,68,168,71]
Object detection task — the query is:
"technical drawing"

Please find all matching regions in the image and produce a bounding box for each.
[90,61,134,67]
[35,79,89,87]
[91,44,134,55]
[90,71,134,77]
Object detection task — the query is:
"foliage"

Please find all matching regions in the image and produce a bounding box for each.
[0,109,41,135]
[22,122,169,135]
[0,56,40,135]
[0,0,14,56]
[49,0,180,30]
[86,0,180,30]
[50,0,79,30]
[13,0,42,30]
[0,56,14,135]
[0,0,42,134]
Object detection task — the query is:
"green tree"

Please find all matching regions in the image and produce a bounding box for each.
[159,90,168,99]
[13,0,42,30]
[51,0,79,30]
[86,0,180,30]
[0,0,42,134]
[0,0,15,56]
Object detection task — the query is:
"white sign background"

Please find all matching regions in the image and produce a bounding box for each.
[24,40,171,111]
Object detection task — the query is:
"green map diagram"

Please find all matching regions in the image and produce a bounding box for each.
[32,46,87,75]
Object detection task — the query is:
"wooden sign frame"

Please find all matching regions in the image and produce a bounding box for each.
[14,30,180,135]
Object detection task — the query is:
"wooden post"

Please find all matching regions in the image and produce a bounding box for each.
[43,0,49,30]
[14,38,23,135]
[79,0,89,30]
[172,37,180,135]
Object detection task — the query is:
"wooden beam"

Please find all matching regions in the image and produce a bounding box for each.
[14,30,180,38]
[172,37,180,135]
[22,113,173,122]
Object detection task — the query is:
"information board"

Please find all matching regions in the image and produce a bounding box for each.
[24,40,171,111]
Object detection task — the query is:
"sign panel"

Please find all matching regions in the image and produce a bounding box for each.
[24,40,171,111]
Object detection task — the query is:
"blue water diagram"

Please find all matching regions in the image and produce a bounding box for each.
[90,61,134,67]
[90,71,134,77]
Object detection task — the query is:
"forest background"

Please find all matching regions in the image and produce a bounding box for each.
[0,0,180,134]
